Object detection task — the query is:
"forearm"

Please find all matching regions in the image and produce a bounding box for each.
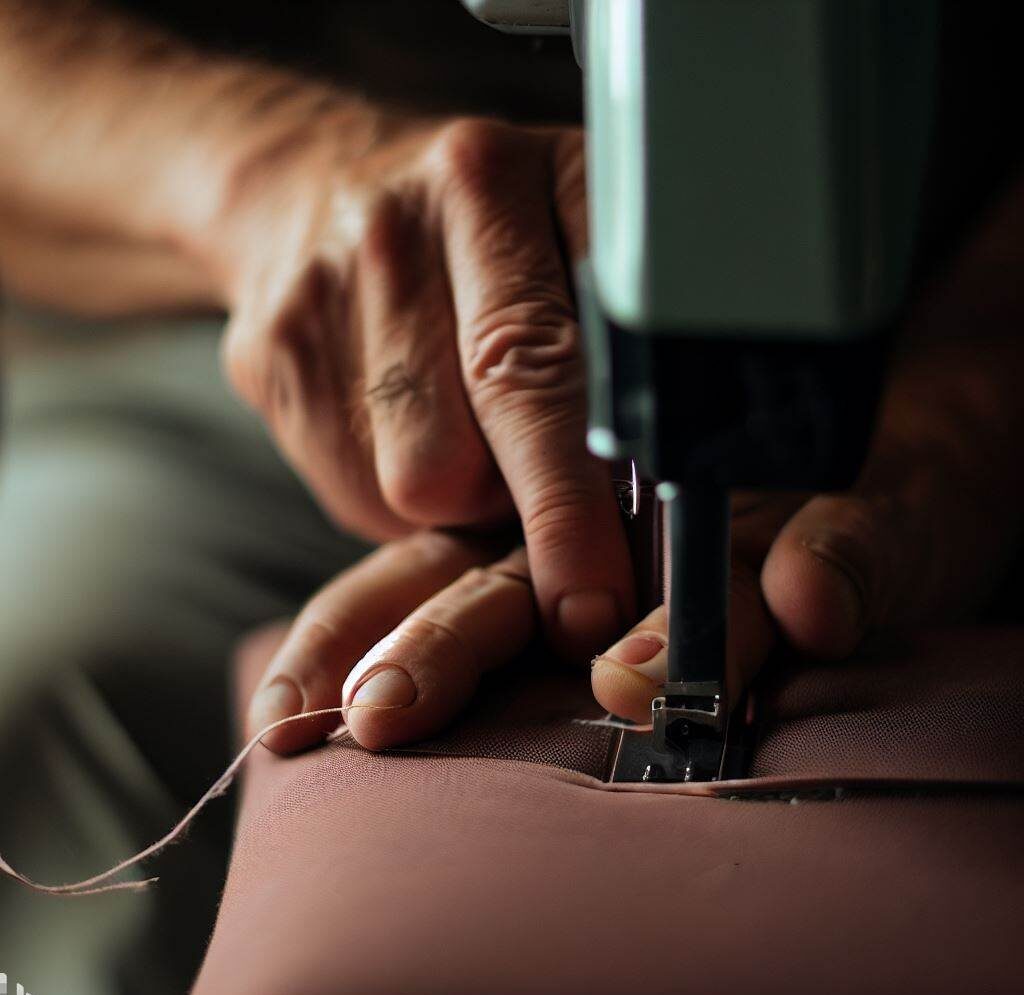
[0,0,383,313]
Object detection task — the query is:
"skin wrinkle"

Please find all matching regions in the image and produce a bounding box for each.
[433,117,529,203]
[465,312,579,392]
[365,361,426,412]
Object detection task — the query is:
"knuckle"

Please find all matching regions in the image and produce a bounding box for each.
[454,560,529,594]
[265,261,331,352]
[435,117,516,193]
[380,442,495,527]
[453,565,496,597]
[492,547,532,584]
[379,460,449,525]
[448,561,532,601]
[465,305,582,399]
[265,309,311,363]
[224,260,337,414]
[261,320,311,425]
[397,529,472,570]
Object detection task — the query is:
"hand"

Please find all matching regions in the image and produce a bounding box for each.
[250,375,1021,753]
[592,273,1024,721]
[245,530,539,753]
[248,165,1024,750]
[212,113,632,664]
[247,349,1024,755]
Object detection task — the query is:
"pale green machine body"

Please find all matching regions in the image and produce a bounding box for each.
[461,0,939,781]
[465,0,936,337]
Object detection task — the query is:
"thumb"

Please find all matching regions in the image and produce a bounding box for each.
[763,333,1024,660]
[761,493,915,660]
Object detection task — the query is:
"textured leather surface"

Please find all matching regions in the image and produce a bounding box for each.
[193,627,1024,995]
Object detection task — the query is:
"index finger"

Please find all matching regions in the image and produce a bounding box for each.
[436,120,634,661]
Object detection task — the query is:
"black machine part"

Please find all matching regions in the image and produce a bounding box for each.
[588,263,889,784]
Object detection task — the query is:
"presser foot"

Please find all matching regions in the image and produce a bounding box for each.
[608,682,753,784]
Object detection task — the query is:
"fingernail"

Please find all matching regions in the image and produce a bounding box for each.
[557,589,621,658]
[597,633,667,680]
[249,679,303,732]
[590,657,661,722]
[606,634,665,667]
[350,666,417,709]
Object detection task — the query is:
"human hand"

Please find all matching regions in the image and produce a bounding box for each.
[591,318,1024,719]
[247,328,1024,754]
[245,155,1024,747]
[212,112,632,664]
[245,530,539,752]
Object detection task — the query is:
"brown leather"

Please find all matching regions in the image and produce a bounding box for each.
[192,628,1024,995]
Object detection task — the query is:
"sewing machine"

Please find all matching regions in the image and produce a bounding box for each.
[461,0,939,782]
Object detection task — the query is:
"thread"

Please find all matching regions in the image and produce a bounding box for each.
[1,703,633,897]
[572,714,653,732]
[0,706,349,897]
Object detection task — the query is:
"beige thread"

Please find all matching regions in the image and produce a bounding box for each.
[0,705,353,896]
[1,703,616,897]
[572,714,653,732]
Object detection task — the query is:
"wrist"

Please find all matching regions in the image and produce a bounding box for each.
[0,0,389,313]
[163,68,390,307]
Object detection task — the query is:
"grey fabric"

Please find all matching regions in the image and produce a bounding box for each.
[0,305,369,995]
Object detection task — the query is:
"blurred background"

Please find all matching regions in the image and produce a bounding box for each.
[2,2,1024,992]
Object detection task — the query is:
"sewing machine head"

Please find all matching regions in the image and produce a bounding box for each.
[461,0,940,782]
